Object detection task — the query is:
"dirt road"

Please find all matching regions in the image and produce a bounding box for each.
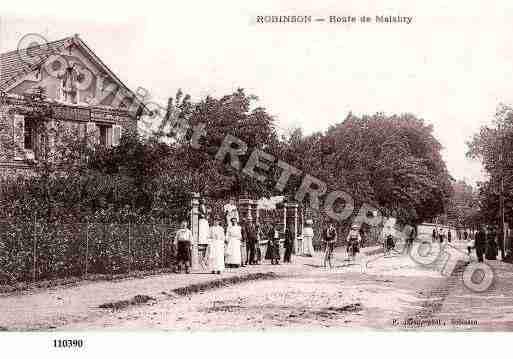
[61,248,454,330]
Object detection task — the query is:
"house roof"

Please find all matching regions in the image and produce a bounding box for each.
[0,34,148,115]
[0,37,72,89]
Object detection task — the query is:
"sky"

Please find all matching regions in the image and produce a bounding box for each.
[2,0,513,186]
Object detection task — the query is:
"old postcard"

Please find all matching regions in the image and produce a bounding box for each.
[0,0,512,356]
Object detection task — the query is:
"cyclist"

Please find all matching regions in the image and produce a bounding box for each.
[346,224,361,261]
[323,221,337,268]
[383,223,395,257]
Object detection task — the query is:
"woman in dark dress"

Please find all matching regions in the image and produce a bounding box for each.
[486,228,498,260]
[265,223,280,264]
[283,228,294,263]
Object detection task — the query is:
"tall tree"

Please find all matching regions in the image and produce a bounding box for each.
[467,103,513,225]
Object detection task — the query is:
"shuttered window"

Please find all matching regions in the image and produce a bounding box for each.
[112,125,121,147]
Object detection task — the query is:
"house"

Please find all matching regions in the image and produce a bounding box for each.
[0,34,146,176]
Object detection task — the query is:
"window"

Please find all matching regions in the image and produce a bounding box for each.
[24,119,34,150]
[98,124,108,148]
[13,115,37,160]
[85,122,121,149]
[97,124,122,148]
[112,125,121,147]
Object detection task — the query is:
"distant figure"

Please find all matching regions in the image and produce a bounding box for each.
[463,230,469,241]
[447,230,452,243]
[209,218,225,274]
[255,224,263,264]
[323,221,338,267]
[497,228,505,260]
[198,198,210,267]
[346,224,360,262]
[302,219,315,257]
[486,227,498,260]
[467,236,474,260]
[438,229,444,243]
[475,226,487,263]
[265,223,280,265]
[240,218,247,267]
[283,227,294,263]
[383,222,395,256]
[432,228,437,242]
[385,233,395,256]
[225,217,242,267]
[245,221,258,265]
[174,221,193,274]
[406,225,415,251]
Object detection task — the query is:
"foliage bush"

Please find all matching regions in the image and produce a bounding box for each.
[0,218,178,284]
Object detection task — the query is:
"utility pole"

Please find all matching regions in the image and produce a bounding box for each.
[499,122,506,258]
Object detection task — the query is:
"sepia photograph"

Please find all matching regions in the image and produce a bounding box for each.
[0,0,512,356]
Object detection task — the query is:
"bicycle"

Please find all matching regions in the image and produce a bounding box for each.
[323,240,335,268]
[384,234,395,257]
[347,238,360,262]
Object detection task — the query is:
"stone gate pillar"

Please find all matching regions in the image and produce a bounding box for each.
[285,202,298,253]
[238,198,255,224]
[190,192,200,270]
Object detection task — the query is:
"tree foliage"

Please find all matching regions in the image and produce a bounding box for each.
[277,113,453,224]
[467,103,513,226]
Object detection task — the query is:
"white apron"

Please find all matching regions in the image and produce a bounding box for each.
[209,225,225,272]
[225,225,242,265]
[302,227,315,256]
[198,218,210,245]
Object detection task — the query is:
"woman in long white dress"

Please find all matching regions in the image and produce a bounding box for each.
[198,200,210,245]
[302,219,315,257]
[225,217,242,267]
[209,219,225,274]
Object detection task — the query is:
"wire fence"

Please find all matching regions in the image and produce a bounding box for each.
[0,219,179,285]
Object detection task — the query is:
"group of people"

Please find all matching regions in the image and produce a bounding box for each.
[429,225,508,263]
[431,227,453,243]
[173,214,300,275]
[469,225,506,262]
[173,196,385,273]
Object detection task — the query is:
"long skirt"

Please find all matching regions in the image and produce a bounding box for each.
[283,245,293,262]
[241,242,247,265]
[265,240,280,260]
[486,242,497,260]
[210,239,225,272]
[257,243,263,262]
[302,236,315,256]
[226,238,242,265]
[198,219,210,245]
[177,241,191,264]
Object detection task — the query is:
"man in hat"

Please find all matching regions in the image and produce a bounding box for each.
[245,220,258,265]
